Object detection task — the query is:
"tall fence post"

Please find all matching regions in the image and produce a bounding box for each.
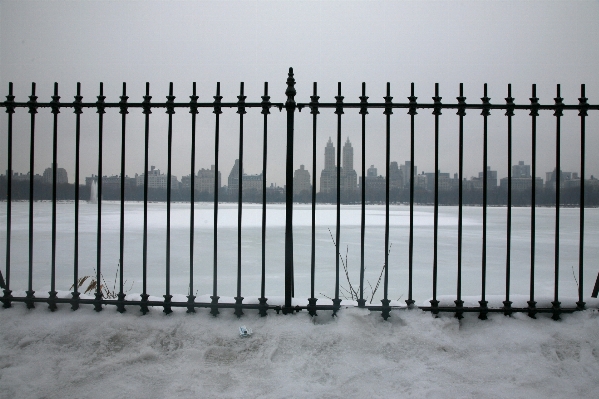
[1,82,14,308]
[577,84,587,309]
[25,83,37,309]
[259,82,271,317]
[72,82,83,311]
[528,84,539,318]
[284,67,296,314]
[48,82,60,312]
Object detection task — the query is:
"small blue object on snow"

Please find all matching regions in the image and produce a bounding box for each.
[239,325,252,337]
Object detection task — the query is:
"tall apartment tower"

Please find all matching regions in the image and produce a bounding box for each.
[399,161,417,188]
[320,137,337,193]
[196,165,221,194]
[477,166,498,189]
[343,137,353,171]
[293,165,311,195]
[367,165,377,178]
[43,163,68,184]
[389,161,401,188]
[228,159,242,192]
[341,138,357,191]
[512,161,531,178]
[228,159,262,193]
[135,165,179,189]
[319,136,357,193]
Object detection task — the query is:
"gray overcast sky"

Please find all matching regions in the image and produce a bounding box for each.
[1,0,598,187]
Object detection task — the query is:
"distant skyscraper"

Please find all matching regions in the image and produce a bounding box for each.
[512,161,531,178]
[293,165,311,195]
[196,165,221,194]
[135,165,179,190]
[320,137,337,193]
[319,137,357,193]
[367,165,377,178]
[389,161,401,189]
[324,136,335,171]
[360,164,385,194]
[545,168,577,189]
[228,159,242,192]
[479,166,498,186]
[399,161,417,188]
[228,159,262,193]
[499,161,537,191]
[43,164,68,184]
[423,171,451,191]
[343,137,354,171]
[341,138,357,191]
[242,174,262,191]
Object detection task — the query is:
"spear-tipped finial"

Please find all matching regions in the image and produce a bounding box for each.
[408,82,418,116]
[142,82,152,115]
[578,84,588,117]
[213,82,222,116]
[383,82,393,116]
[432,83,442,116]
[166,82,175,115]
[5,82,15,115]
[334,82,344,115]
[456,83,466,116]
[481,83,491,117]
[359,82,368,115]
[28,82,38,115]
[50,82,61,115]
[529,84,539,117]
[554,84,564,117]
[285,67,296,109]
[505,84,515,117]
[237,82,247,115]
[310,82,320,115]
[119,82,129,115]
[261,82,271,115]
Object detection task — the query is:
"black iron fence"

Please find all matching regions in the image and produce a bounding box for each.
[2,68,599,320]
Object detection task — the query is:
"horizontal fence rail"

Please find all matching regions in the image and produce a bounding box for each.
[1,67,598,320]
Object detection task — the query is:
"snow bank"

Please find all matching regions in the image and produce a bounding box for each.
[1,303,599,398]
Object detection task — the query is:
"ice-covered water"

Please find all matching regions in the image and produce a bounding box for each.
[1,201,598,304]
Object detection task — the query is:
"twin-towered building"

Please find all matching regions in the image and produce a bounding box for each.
[319,137,358,193]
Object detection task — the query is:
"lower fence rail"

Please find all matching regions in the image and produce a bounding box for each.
[2,296,589,318]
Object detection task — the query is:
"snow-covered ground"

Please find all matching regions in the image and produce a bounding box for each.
[2,203,599,397]
[1,300,599,398]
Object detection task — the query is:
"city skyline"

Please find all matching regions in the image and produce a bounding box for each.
[5,122,599,192]
[1,109,596,192]
[6,149,597,195]
[1,2,598,192]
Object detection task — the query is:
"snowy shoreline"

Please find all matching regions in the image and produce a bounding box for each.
[1,303,599,398]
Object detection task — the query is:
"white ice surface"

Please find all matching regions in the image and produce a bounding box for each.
[3,203,599,303]
[1,300,599,399]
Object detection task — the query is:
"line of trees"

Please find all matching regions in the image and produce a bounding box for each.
[0,179,286,203]
[1,177,598,206]
[301,185,599,206]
